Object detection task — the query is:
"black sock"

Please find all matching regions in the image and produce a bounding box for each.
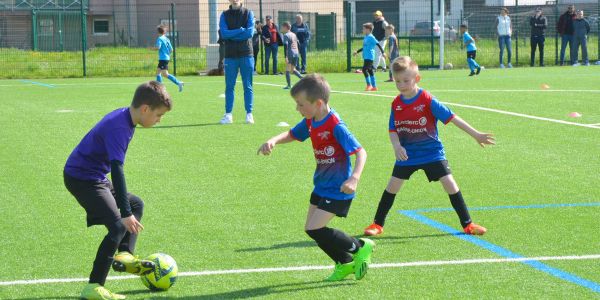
[118,195,144,253]
[293,70,303,79]
[449,191,472,228]
[90,221,127,285]
[374,190,397,226]
[306,227,360,262]
[285,71,291,87]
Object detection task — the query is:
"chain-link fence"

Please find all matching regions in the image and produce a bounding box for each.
[1,0,598,78]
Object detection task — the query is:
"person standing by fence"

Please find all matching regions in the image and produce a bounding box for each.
[219,0,256,125]
[252,20,262,74]
[557,5,576,66]
[529,8,547,67]
[496,8,513,68]
[291,14,310,74]
[372,10,388,71]
[571,10,591,66]
[262,15,281,75]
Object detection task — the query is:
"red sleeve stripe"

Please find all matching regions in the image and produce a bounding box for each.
[444,114,456,125]
[348,147,362,156]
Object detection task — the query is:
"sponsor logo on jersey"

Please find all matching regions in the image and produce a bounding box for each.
[414,104,425,112]
[318,131,331,140]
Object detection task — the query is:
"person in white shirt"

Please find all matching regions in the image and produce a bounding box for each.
[495,7,513,68]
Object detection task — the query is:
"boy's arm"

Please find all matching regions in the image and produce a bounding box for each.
[237,11,256,40]
[542,16,548,29]
[389,132,408,161]
[376,42,386,57]
[450,115,495,147]
[110,160,143,234]
[340,148,366,194]
[257,131,295,155]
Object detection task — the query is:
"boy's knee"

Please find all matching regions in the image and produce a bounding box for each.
[128,194,144,212]
[305,227,329,240]
[107,220,127,243]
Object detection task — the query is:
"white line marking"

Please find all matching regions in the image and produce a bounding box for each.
[2,254,600,286]
[253,82,600,130]
[55,109,74,113]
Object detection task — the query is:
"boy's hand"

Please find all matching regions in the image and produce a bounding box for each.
[474,132,495,147]
[285,58,289,64]
[265,38,270,43]
[394,145,408,161]
[257,140,276,155]
[122,215,144,234]
[352,51,357,56]
[340,176,359,194]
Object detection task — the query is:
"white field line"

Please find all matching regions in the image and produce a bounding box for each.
[253,82,600,130]
[2,254,600,286]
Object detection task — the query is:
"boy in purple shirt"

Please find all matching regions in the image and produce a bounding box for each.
[64,81,172,300]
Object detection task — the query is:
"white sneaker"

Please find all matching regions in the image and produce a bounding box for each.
[584,62,590,66]
[507,63,513,68]
[499,64,505,68]
[178,82,184,92]
[572,63,581,67]
[246,113,255,124]
[220,113,233,124]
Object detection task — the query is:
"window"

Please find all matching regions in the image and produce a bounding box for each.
[39,18,53,37]
[93,19,109,35]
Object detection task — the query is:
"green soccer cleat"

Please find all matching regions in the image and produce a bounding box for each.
[112,251,155,275]
[325,262,355,281]
[353,238,375,280]
[80,283,126,300]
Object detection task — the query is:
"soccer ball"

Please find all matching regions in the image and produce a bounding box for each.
[444,62,453,70]
[140,253,178,291]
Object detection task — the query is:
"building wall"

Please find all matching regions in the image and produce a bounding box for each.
[0,12,32,48]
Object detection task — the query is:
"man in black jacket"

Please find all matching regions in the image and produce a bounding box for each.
[556,5,575,65]
[372,10,388,71]
[530,8,547,66]
[291,14,310,74]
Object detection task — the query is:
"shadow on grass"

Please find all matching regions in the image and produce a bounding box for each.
[12,297,80,300]
[236,233,454,252]
[141,280,356,299]
[148,122,222,129]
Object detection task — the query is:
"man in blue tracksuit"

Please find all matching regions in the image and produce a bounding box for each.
[219,0,256,125]
[291,14,310,74]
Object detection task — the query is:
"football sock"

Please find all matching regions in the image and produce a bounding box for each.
[374,190,397,226]
[156,74,162,83]
[293,70,303,79]
[449,191,472,228]
[90,220,127,285]
[285,71,291,87]
[306,227,361,255]
[364,74,370,85]
[167,74,179,85]
[118,195,144,254]
[369,75,376,87]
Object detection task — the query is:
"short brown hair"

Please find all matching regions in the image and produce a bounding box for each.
[501,7,509,14]
[282,21,291,29]
[391,56,420,76]
[131,81,172,110]
[157,25,167,34]
[290,74,331,104]
[363,23,374,31]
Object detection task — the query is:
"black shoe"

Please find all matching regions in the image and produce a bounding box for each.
[469,71,475,76]
[384,79,394,82]
[476,67,481,75]
[301,70,307,74]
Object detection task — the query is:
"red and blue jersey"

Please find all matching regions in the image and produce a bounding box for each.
[290,109,362,200]
[65,107,135,181]
[388,89,455,166]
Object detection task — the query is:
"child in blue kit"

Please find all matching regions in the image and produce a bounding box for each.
[155,25,184,92]
[364,57,494,237]
[353,23,386,91]
[258,74,374,281]
[64,81,172,300]
[461,24,482,76]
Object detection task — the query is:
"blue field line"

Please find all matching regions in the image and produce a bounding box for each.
[20,80,55,88]
[409,202,600,213]
[399,210,600,293]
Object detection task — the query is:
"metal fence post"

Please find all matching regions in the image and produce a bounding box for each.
[81,1,87,77]
[555,0,559,65]
[32,9,38,51]
[345,1,351,72]
[515,0,519,66]
[259,0,264,74]
[430,0,434,67]
[171,3,177,76]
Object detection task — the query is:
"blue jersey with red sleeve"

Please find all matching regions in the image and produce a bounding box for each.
[65,107,135,181]
[388,89,455,166]
[290,109,362,200]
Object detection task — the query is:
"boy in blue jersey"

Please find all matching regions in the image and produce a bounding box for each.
[258,74,374,281]
[64,81,172,300]
[353,23,386,91]
[460,24,481,76]
[155,25,183,92]
[364,57,494,237]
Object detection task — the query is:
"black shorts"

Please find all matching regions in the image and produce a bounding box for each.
[310,192,352,218]
[362,59,374,71]
[158,60,169,70]
[467,51,477,59]
[392,160,452,182]
[288,56,299,66]
[64,172,141,227]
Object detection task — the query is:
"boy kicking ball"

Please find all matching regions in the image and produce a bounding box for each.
[258,74,374,281]
[64,81,171,299]
[364,56,494,237]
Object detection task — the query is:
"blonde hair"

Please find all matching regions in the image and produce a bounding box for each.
[385,24,398,48]
[391,56,419,76]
